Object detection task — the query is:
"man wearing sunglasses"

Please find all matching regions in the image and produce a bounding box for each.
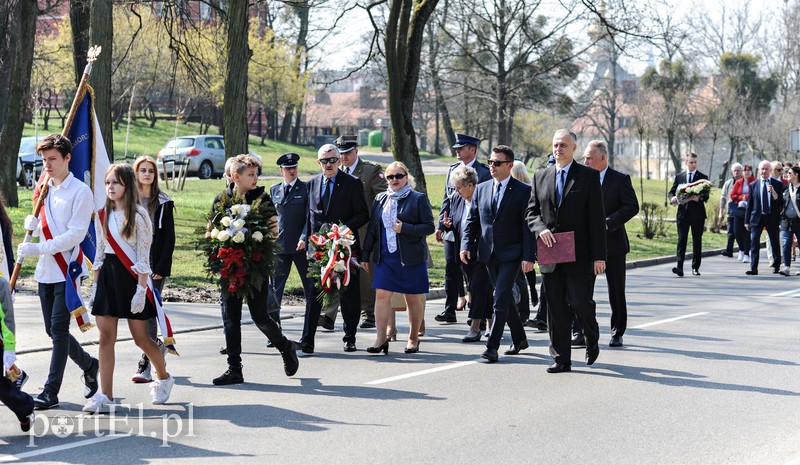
[298,144,369,354]
[435,133,491,324]
[460,145,535,362]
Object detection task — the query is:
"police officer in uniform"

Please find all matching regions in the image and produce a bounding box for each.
[435,133,491,323]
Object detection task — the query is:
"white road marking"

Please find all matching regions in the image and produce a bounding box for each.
[365,360,481,385]
[366,312,710,385]
[0,433,129,463]
[631,312,709,329]
[770,288,800,297]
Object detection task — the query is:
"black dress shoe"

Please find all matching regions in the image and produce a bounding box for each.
[526,318,547,331]
[692,269,701,276]
[360,320,376,329]
[571,335,586,348]
[746,269,758,275]
[294,341,314,354]
[609,336,623,347]
[773,267,781,274]
[220,346,228,355]
[318,316,335,330]
[343,341,357,352]
[721,251,734,257]
[462,333,482,343]
[547,363,571,373]
[586,344,600,366]
[481,348,499,362]
[434,311,457,323]
[504,340,529,355]
[672,267,684,277]
[280,345,299,376]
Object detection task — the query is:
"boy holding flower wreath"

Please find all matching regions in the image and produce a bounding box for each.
[206,154,298,385]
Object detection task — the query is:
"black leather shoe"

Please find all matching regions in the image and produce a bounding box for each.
[481,348,499,362]
[526,318,547,331]
[318,315,335,330]
[746,270,758,275]
[721,251,734,257]
[343,341,357,352]
[609,336,623,347]
[692,269,701,276]
[366,341,390,354]
[220,346,228,355]
[672,267,684,277]
[504,340,529,355]
[435,311,457,323]
[33,392,59,410]
[213,366,244,385]
[294,341,314,355]
[547,363,571,373]
[82,358,99,399]
[280,345,299,376]
[773,267,781,274]
[462,333,482,343]
[571,335,586,348]
[360,320,376,329]
[586,344,600,366]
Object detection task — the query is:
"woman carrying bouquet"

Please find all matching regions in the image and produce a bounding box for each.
[129,156,175,383]
[208,154,298,385]
[85,164,174,413]
[361,162,435,354]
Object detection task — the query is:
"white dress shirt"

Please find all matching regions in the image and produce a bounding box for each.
[34,173,94,283]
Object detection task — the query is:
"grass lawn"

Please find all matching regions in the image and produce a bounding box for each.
[8,169,726,298]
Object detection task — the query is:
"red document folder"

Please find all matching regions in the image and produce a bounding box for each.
[537,231,576,265]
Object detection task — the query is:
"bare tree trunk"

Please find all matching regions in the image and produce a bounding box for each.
[384,0,439,195]
[69,0,90,87]
[223,1,251,158]
[89,0,113,159]
[427,18,454,153]
[0,0,35,207]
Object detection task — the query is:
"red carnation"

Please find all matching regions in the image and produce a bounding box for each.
[252,252,262,262]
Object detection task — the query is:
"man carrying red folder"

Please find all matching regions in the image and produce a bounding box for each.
[526,130,607,373]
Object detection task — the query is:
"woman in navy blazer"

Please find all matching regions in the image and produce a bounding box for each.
[361,162,434,354]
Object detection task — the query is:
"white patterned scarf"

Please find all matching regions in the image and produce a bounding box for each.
[381,184,413,253]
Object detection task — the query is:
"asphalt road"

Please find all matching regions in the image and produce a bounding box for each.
[2,254,800,464]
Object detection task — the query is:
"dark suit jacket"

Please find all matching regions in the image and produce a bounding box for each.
[745,177,784,227]
[669,171,709,222]
[362,191,435,266]
[440,191,469,246]
[270,180,309,255]
[307,170,370,257]
[527,162,607,273]
[439,161,491,242]
[462,177,535,264]
[602,168,640,256]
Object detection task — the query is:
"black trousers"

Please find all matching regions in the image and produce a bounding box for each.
[574,253,627,338]
[725,214,736,254]
[734,214,751,254]
[443,239,465,315]
[221,282,289,368]
[485,256,526,350]
[749,220,781,271]
[676,217,704,270]
[461,258,492,320]
[301,268,361,349]
[543,267,599,366]
[0,375,33,422]
[273,252,312,319]
[515,269,537,323]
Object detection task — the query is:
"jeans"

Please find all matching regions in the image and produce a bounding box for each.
[38,282,94,396]
[781,220,800,267]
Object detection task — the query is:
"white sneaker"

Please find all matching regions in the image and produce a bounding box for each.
[780,266,791,276]
[738,251,744,261]
[742,255,751,263]
[150,375,175,405]
[82,393,115,413]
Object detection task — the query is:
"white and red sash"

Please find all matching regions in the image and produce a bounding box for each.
[100,209,178,355]
[41,197,93,332]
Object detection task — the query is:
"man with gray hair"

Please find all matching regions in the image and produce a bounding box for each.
[297,144,369,353]
[579,140,639,347]
[720,163,744,258]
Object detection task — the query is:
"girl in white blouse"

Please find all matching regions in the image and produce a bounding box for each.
[84,164,174,413]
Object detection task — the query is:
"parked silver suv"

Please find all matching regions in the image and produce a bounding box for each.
[156,135,262,180]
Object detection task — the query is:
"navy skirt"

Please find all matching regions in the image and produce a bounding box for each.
[372,228,429,295]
